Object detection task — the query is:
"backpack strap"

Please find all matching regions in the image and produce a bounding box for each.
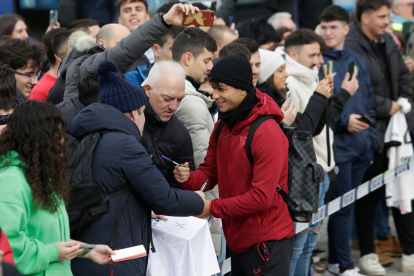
[109,187,131,249]
[245,115,299,209]
[215,120,225,143]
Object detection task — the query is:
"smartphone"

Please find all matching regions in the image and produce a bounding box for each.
[183,11,215,26]
[49,10,58,27]
[285,90,292,110]
[348,61,355,80]
[357,115,373,125]
[229,15,235,26]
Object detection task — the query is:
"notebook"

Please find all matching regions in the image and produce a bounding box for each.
[111,245,147,262]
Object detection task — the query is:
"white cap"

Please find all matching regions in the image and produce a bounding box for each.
[258,49,286,85]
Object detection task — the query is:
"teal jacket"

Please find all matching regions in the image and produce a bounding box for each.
[0,151,71,276]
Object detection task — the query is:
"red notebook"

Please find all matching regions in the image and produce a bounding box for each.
[111,245,147,262]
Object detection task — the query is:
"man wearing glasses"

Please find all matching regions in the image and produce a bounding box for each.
[0,37,46,101]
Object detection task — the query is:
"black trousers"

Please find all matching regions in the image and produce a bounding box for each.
[231,237,294,276]
[355,151,414,256]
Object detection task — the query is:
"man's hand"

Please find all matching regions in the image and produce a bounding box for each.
[315,79,332,99]
[173,162,190,183]
[45,21,61,34]
[281,98,297,126]
[163,3,199,26]
[389,101,402,116]
[197,199,211,219]
[348,114,369,132]
[405,56,414,73]
[151,211,168,221]
[86,245,116,265]
[341,72,359,96]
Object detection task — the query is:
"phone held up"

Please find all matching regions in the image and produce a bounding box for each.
[285,90,292,111]
[183,11,215,26]
[49,10,58,27]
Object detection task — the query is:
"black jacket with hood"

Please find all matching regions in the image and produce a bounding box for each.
[346,22,414,153]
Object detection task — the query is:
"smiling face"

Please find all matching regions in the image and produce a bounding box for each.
[118,0,150,32]
[273,64,289,91]
[211,81,248,113]
[11,20,29,41]
[145,74,185,122]
[15,60,39,97]
[320,20,349,50]
[361,5,390,40]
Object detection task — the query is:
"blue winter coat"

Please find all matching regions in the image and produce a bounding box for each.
[125,63,154,86]
[321,48,378,164]
[69,103,204,276]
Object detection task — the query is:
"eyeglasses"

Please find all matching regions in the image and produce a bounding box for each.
[15,71,41,84]
[199,90,213,99]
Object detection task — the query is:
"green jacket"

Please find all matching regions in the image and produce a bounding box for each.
[0,151,72,276]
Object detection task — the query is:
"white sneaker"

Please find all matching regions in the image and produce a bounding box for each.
[402,254,414,272]
[325,263,339,276]
[359,254,386,275]
[340,268,367,276]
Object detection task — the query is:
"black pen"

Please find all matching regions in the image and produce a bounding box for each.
[200,179,209,192]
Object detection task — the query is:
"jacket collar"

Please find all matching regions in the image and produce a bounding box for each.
[185,75,201,90]
[144,101,166,124]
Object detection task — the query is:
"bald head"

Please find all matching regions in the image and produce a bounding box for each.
[97,24,131,49]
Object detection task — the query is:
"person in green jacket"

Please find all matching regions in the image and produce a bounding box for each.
[0,101,115,276]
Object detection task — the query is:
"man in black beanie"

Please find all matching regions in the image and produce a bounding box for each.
[174,53,295,276]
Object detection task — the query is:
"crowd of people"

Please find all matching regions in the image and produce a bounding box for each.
[1,0,414,276]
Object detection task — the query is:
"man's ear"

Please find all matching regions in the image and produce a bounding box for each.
[144,84,152,98]
[183,52,193,67]
[344,24,350,36]
[361,13,369,25]
[288,49,298,61]
[97,39,107,49]
[54,54,62,64]
[152,44,160,58]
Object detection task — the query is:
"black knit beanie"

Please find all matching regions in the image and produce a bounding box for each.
[208,53,254,92]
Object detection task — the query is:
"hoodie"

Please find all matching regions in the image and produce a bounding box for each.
[275,46,335,173]
[179,90,295,253]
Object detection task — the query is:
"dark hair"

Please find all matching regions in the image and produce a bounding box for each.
[52,30,73,61]
[319,5,350,24]
[116,0,148,15]
[0,36,46,70]
[156,26,184,48]
[0,63,16,111]
[156,2,179,13]
[0,101,70,213]
[78,72,100,106]
[42,28,65,65]
[219,42,251,60]
[234,37,259,54]
[356,0,391,22]
[237,17,280,46]
[172,27,217,61]
[208,25,237,47]
[276,27,293,40]
[284,29,321,53]
[0,14,26,37]
[67,19,99,33]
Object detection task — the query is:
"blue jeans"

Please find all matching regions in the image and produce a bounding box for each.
[327,156,372,273]
[289,173,330,276]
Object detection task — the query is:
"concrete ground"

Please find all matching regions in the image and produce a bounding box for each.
[317,217,411,276]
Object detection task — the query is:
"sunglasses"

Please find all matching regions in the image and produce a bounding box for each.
[199,90,213,99]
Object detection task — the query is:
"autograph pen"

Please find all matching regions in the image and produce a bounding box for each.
[161,155,194,173]
[200,179,209,192]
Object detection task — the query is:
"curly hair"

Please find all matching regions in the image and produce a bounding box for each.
[0,101,70,213]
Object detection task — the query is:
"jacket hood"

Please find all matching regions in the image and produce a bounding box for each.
[184,79,215,109]
[347,22,371,52]
[275,46,319,86]
[70,103,141,141]
[232,89,284,134]
[323,47,352,60]
[0,114,11,125]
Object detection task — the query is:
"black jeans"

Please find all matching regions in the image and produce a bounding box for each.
[355,151,414,256]
[230,237,294,276]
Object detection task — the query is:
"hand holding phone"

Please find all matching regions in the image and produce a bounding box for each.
[285,91,292,110]
[49,10,58,27]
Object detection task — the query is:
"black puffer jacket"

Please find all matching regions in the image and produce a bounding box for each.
[346,22,414,153]
[56,97,86,145]
[141,103,195,189]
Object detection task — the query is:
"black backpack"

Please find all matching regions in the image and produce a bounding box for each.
[215,116,324,222]
[66,130,130,248]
